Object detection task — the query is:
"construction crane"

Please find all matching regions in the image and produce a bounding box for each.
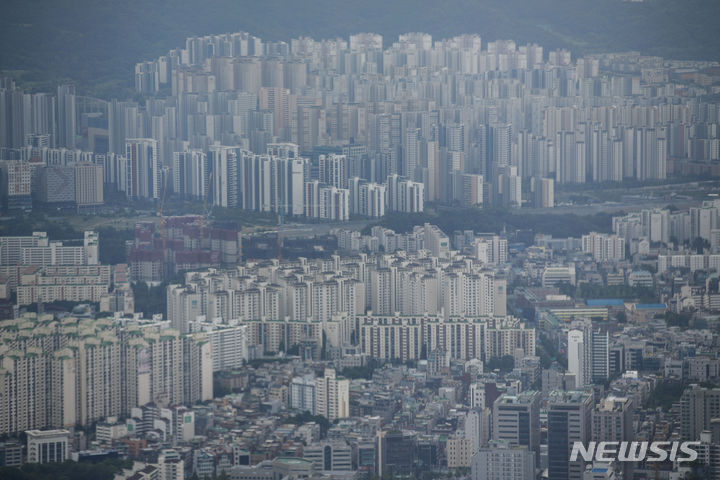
[274,204,295,261]
[201,172,214,246]
[277,206,285,261]
[203,172,214,224]
[274,201,320,260]
[157,171,170,276]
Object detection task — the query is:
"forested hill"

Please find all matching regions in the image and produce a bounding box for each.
[1,0,719,98]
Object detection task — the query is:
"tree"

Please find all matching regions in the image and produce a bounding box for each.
[132,281,167,317]
[664,311,691,328]
[486,355,515,373]
[0,458,132,480]
[691,237,710,253]
[286,411,331,437]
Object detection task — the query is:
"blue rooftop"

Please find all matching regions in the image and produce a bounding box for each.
[586,299,624,307]
[634,303,667,309]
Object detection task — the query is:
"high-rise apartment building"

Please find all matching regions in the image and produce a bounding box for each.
[681,385,720,441]
[0,315,213,435]
[315,368,349,421]
[123,138,160,199]
[291,375,316,414]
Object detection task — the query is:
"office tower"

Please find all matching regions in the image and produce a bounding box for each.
[567,320,609,387]
[492,391,540,464]
[74,163,104,205]
[26,430,71,464]
[124,138,160,199]
[471,440,535,480]
[56,85,76,149]
[315,368,349,421]
[568,330,586,388]
[681,385,720,441]
[377,431,416,478]
[547,391,593,480]
[291,375,316,414]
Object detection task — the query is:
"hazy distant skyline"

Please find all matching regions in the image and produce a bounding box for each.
[2,0,719,96]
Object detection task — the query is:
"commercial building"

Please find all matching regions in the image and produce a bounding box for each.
[26,429,71,464]
[471,440,535,480]
[492,391,540,464]
[547,391,593,480]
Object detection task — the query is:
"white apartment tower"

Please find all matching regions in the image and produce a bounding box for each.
[315,368,349,421]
